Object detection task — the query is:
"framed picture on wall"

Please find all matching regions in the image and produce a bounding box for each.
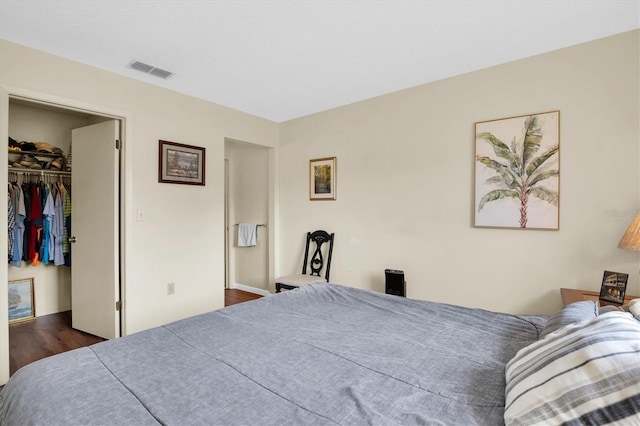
[158,140,206,185]
[474,111,560,229]
[8,278,35,324]
[310,157,337,200]
[599,270,628,305]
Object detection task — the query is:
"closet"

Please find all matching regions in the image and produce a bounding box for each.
[8,166,72,312]
[6,97,122,357]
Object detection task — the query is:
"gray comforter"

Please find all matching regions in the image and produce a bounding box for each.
[0,283,545,425]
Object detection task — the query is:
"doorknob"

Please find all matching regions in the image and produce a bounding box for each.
[68,236,77,244]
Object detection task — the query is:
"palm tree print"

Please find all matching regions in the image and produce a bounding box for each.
[476,113,559,228]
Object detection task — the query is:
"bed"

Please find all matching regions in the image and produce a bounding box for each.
[0,283,638,425]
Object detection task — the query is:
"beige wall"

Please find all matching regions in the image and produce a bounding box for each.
[278,30,640,315]
[0,39,279,370]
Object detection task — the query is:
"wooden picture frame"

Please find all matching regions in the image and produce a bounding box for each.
[599,270,628,305]
[158,140,206,185]
[310,157,337,200]
[474,111,560,229]
[8,278,35,324]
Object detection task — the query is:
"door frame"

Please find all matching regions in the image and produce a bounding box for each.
[223,140,277,294]
[224,159,229,289]
[0,84,133,384]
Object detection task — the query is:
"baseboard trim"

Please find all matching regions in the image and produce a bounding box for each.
[232,283,271,297]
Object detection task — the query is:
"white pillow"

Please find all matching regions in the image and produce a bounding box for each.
[629,298,640,320]
[504,312,640,425]
[539,300,598,338]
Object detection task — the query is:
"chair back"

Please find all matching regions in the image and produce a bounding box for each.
[302,230,335,281]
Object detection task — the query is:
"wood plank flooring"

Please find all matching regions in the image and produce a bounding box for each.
[225,288,263,306]
[8,289,263,376]
[9,310,104,376]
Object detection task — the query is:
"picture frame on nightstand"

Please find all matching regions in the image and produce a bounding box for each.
[599,270,628,305]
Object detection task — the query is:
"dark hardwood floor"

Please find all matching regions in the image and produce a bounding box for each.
[225,288,263,306]
[9,289,263,376]
[9,310,104,376]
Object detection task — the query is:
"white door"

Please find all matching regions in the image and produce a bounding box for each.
[71,120,120,339]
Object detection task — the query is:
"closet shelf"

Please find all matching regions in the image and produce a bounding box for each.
[8,149,62,159]
[8,167,71,176]
[9,149,69,173]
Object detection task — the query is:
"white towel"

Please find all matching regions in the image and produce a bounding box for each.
[237,223,257,247]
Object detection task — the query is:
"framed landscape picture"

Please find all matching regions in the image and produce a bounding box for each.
[310,157,336,200]
[158,140,206,185]
[8,278,35,324]
[599,270,628,305]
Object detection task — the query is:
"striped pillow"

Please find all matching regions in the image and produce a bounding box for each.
[504,312,640,425]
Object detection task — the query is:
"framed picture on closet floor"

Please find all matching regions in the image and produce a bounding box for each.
[8,278,35,324]
[158,140,206,186]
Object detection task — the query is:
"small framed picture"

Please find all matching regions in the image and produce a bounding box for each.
[8,278,35,324]
[158,140,206,185]
[310,157,337,200]
[599,270,628,305]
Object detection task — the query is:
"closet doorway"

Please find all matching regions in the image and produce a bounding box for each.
[5,96,124,376]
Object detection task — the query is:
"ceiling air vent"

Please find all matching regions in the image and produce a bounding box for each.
[128,60,173,79]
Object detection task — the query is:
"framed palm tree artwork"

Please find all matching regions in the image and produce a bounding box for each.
[474,111,560,229]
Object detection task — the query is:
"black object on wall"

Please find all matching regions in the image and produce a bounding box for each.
[385,269,405,297]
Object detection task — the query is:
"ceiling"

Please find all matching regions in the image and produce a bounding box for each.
[1,0,638,122]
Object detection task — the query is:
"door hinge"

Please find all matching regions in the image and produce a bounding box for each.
[115,139,121,150]
[116,300,122,311]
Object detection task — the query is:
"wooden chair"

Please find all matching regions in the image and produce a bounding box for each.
[275,230,335,293]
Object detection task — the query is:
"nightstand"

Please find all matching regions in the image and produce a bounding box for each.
[560,288,638,308]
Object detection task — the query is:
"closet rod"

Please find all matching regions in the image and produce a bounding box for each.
[8,167,71,176]
[233,223,267,227]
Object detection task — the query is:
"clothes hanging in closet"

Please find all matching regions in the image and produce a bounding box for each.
[7,193,14,259]
[40,184,53,265]
[8,183,25,267]
[61,183,71,266]
[27,183,42,265]
[54,182,70,266]
[7,177,71,267]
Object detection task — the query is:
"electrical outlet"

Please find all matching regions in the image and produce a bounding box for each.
[167,282,175,295]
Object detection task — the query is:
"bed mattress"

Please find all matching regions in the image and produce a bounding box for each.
[0,283,545,425]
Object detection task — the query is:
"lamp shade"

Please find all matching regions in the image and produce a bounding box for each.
[618,212,640,251]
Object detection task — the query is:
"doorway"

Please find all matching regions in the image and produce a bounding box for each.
[224,139,271,296]
[3,94,125,379]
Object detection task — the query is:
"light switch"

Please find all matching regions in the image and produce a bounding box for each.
[136,209,145,222]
